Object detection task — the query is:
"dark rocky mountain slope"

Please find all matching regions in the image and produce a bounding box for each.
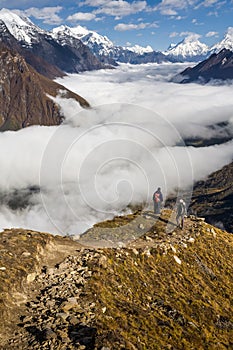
[24,33,105,76]
[190,161,233,232]
[0,20,64,79]
[0,210,233,349]
[0,44,89,131]
[175,49,233,83]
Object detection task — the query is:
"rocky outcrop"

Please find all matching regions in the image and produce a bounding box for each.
[1,210,233,349]
[0,44,89,131]
[175,48,233,83]
[190,162,233,232]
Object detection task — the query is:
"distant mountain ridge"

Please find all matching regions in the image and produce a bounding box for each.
[51,24,171,65]
[164,28,233,62]
[1,8,233,68]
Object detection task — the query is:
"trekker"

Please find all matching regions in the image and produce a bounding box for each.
[153,187,163,214]
[176,199,187,229]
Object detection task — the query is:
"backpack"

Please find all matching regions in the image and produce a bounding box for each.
[154,192,160,203]
[178,202,186,215]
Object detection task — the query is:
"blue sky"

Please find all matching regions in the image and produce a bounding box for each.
[0,0,233,50]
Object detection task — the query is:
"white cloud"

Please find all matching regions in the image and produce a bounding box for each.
[207,10,219,16]
[20,6,63,25]
[81,0,147,17]
[0,64,233,238]
[94,16,105,21]
[179,31,202,40]
[197,0,219,7]
[160,8,177,15]
[226,27,233,35]
[175,15,184,20]
[195,0,225,10]
[191,18,204,25]
[67,12,96,21]
[153,0,199,15]
[115,23,146,31]
[206,31,219,37]
[115,21,158,31]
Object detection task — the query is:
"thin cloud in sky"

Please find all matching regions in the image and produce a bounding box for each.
[19,6,63,25]
[152,0,199,14]
[160,8,178,15]
[67,12,96,21]
[178,31,202,40]
[81,0,147,17]
[196,0,220,8]
[206,30,219,37]
[169,31,203,40]
[169,31,179,37]
[115,21,158,31]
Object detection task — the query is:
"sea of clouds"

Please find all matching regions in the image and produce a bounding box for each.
[0,63,233,236]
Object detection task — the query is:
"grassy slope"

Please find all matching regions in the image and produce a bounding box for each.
[85,211,233,349]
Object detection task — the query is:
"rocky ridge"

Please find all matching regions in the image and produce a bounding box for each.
[0,209,232,349]
[190,161,233,232]
[174,49,233,83]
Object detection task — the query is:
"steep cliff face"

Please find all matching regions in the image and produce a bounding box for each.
[0,210,232,349]
[0,44,89,131]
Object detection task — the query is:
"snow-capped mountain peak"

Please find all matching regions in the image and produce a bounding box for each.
[52,25,89,39]
[164,34,209,61]
[211,27,233,53]
[125,44,153,55]
[0,8,45,45]
[52,24,114,55]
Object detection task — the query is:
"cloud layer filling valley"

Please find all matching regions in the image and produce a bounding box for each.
[0,63,233,235]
